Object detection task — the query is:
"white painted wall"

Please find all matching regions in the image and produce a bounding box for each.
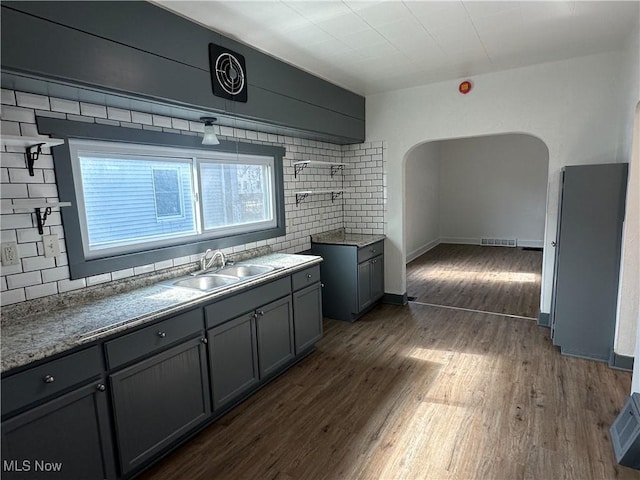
[438,134,548,247]
[617,25,640,361]
[366,51,630,321]
[405,142,440,262]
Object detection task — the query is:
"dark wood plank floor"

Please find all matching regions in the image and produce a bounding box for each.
[140,303,636,480]
[406,244,543,318]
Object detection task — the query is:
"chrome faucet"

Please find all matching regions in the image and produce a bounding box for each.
[199,248,226,272]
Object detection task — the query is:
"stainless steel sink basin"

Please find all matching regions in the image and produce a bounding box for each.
[217,264,275,278]
[172,274,239,291]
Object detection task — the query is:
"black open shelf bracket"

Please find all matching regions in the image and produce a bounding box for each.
[26,143,46,176]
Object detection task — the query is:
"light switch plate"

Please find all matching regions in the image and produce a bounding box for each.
[42,234,60,258]
[1,242,20,266]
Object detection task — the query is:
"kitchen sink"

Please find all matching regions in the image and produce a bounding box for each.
[167,263,278,292]
[216,264,275,278]
[171,274,239,291]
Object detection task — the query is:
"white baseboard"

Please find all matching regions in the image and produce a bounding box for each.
[406,237,544,263]
[406,239,440,263]
[439,237,480,245]
[517,239,544,248]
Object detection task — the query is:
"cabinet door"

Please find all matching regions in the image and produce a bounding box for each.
[256,296,294,378]
[370,255,384,301]
[357,260,372,312]
[292,283,323,354]
[1,381,116,480]
[110,337,210,475]
[208,314,259,410]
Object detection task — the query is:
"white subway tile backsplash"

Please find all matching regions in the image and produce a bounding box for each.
[96,118,120,127]
[171,118,189,131]
[111,268,134,280]
[2,121,21,136]
[152,115,172,128]
[1,214,34,230]
[42,266,70,283]
[1,184,28,199]
[22,254,56,272]
[17,242,38,258]
[1,288,26,306]
[134,264,155,275]
[19,123,40,137]
[66,114,95,124]
[1,88,386,306]
[1,89,16,106]
[44,170,57,184]
[57,278,86,293]
[80,103,107,118]
[154,259,174,271]
[35,110,66,120]
[25,282,58,300]
[1,106,36,123]
[27,183,58,198]
[50,98,80,114]
[107,107,132,122]
[8,168,44,184]
[15,92,50,111]
[7,271,42,289]
[189,121,204,133]
[87,273,112,286]
[131,111,153,125]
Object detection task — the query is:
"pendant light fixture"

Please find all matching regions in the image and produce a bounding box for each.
[200,116,220,145]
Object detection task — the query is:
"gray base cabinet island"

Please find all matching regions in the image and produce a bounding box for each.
[1,254,323,480]
[310,234,385,322]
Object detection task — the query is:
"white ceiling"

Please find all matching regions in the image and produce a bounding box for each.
[155,1,640,95]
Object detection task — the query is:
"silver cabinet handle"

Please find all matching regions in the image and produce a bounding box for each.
[321,283,325,288]
[43,375,55,384]
[551,241,557,247]
[96,384,106,392]
[157,331,167,338]
[257,310,265,317]
[201,337,208,344]
[307,273,312,279]
[371,249,376,253]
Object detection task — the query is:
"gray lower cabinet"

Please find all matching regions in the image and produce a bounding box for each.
[256,296,294,378]
[1,380,116,480]
[208,314,259,410]
[208,295,294,409]
[2,263,324,480]
[357,255,383,311]
[109,337,210,475]
[311,240,384,321]
[292,283,323,354]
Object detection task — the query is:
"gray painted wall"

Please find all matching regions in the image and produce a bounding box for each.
[1,1,365,144]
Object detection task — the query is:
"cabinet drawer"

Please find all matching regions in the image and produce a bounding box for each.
[205,277,291,329]
[292,265,321,291]
[357,241,384,263]
[2,346,102,416]
[105,309,203,370]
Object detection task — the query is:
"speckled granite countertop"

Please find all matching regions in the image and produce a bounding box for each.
[311,228,386,248]
[1,253,321,373]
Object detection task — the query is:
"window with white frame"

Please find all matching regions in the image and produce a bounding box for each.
[69,139,277,259]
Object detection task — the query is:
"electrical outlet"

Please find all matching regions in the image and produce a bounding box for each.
[1,242,20,266]
[42,234,60,258]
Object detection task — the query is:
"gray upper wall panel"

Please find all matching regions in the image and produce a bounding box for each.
[3,1,364,122]
[1,7,225,111]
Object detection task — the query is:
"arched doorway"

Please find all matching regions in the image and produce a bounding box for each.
[403,133,549,318]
